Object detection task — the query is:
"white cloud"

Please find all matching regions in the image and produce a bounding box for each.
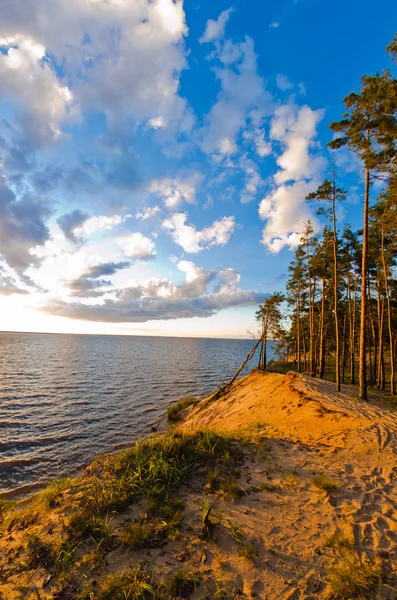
[75,214,131,238]
[116,232,156,260]
[240,157,263,204]
[0,0,192,139]
[270,104,325,184]
[135,206,161,221]
[258,102,326,253]
[199,8,233,43]
[259,179,320,253]
[199,36,271,156]
[148,116,166,130]
[276,74,294,91]
[150,173,202,209]
[269,21,280,28]
[42,259,261,323]
[0,35,80,148]
[163,213,236,253]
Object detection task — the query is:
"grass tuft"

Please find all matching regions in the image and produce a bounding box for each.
[35,477,74,508]
[84,566,156,600]
[121,522,155,549]
[312,472,337,493]
[219,474,244,499]
[326,529,355,553]
[167,397,199,422]
[162,570,200,598]
[329,556,383,599]
[0,499,16,524]
[238,542,258,562]
[25,532,56,569]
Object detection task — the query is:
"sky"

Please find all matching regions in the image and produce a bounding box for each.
[0,0,396,338]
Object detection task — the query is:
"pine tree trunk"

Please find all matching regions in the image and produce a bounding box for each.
[337,313,347,390]
[297,281,301,373]
[377,277,385,390]
[359,167,370,400]
[263,335,267,370]
[350,281,357,385]
[332,173,341,391]
[381,217,395,396]
[319,279,326,379]
[368,279,377,386]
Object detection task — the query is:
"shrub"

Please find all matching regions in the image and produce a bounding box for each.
[167,397,199,422]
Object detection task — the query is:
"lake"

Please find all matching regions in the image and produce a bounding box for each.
[0,332,273,498]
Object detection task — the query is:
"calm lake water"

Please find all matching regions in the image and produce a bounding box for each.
[0,332,271,498]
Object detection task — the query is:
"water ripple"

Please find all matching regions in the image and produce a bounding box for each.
[0,332,269,498]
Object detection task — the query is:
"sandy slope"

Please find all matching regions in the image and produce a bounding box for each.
[1,370,397,599]
[178,370,397,598]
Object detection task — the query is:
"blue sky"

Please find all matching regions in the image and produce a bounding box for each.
[0,0,395,337]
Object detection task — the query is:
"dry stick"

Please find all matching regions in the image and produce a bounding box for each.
[226,337,263,387]
[196,337,263,411]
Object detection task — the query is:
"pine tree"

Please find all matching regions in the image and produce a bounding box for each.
[328,70,397,399]
[306,170,346,390]
[256,293,285,371]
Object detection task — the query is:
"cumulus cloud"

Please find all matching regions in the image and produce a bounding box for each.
[42,260,262,323]
[116,232,156,260]
[259,180,320,253]
[0,0,192,142]
[275,74,294,91]
[199,8,233,43]
[135,206,161,221]
[0,172,51,270]
[239,156,263,204]
[67,260,131,297]
[199,36,271,156]
[258,102,325,253]
[163,213,236,253]
[57,210,89,243]
[0,265,28,296]
[150,172,202,210]
[76,215,131,238]
[57,211,132,243]
[270,103,325,184]
[0,35,79,149]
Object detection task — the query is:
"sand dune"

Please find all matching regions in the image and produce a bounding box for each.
[178,370,397,599]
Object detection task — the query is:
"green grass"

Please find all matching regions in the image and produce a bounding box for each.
[167,397,199,422]
[3,429,240,598]
[250,481,277,492]
[206,467,221,489]
[329,557,383,599]
[326,530,355,554]
[79,567,156,600]
[219,474,244,499]
[35,477,74,508]
[238,542,257,562]
[0,498,16,524]
[312,472,337,493]
[25,532,56,569]
[122,497,185,548]
[70,429,235,518]
[282,472,298,489]
[121,522,155,549]
[162,570,200,598]
[77,567,200,600]
[68,511,113,547]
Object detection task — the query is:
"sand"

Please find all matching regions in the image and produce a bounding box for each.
[1,370,397,599]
